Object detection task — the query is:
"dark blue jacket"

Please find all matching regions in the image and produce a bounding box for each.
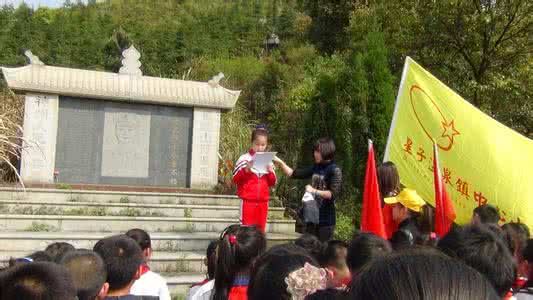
[292,161,342,226]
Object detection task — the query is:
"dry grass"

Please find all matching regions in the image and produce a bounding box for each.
[0,88,24,185]
[217,104,256,191]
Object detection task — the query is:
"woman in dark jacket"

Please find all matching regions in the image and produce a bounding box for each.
[275,137,342,242]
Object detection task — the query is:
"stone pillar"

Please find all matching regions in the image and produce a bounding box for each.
[20,93,59,184]
[190,108,221,189]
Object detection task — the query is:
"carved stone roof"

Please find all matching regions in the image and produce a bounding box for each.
[1,49,240,109]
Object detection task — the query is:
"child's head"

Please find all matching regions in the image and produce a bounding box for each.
[347,248,499,300]
[438,224,516,297]
[0,262,77,300]
[251,125,268,152]
[384,188,427,225]
[294,234,324,262]
[248,244,318,300]
[125,228,152,263]
[347,233,392,275]
[205,240,219,280]
[377,161,400,198]
[214,224,266,300]
[319,240,350,287]
[93,234,143,293]
[45,242,75,263]
[472,204,500,225]
[60,249,109,300]
[313,138,335,163]
[501,222,529,259]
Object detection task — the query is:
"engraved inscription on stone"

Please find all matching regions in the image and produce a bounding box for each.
[30,96,50,170]
[101,107,151,178]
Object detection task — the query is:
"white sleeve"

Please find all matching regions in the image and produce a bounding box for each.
[160,281,171,300]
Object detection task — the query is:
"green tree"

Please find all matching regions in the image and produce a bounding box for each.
[363,30,395,160]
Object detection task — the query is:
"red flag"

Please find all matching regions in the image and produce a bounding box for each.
[382,204,398,239]
[433,142,456,237]
[361,140,387,239]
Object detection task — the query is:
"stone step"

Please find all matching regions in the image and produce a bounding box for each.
[0,188,282,207]
[1,250,207,274]
[0,214,295,234]
[165,273,205,296]
[0,200,285,219]
[0,231,299,252]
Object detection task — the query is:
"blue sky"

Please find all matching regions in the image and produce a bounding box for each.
[0,0,69,8]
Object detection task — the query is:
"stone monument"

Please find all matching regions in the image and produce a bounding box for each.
[1,46,240,189]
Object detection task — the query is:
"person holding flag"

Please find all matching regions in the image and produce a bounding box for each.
[384,188,434,249]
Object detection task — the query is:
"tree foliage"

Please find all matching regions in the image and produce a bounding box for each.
[0,0,530,231]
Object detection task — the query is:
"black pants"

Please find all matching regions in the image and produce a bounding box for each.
[305,223,334,242]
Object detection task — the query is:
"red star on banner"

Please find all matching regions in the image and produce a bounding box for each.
[441,120,460,145]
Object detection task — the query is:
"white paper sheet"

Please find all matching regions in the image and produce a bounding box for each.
[252,152,277,174]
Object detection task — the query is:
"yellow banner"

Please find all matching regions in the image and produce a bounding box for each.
[384,57,533,228]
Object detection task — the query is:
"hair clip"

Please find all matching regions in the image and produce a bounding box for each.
[16,257,33,263]
[285,262,328,300]
[228,234,237,245]
[254,124,268,132]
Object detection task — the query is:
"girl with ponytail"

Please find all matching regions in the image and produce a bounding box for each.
[213,224,266,300]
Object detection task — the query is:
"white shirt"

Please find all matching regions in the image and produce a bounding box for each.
[186,280,214,300]
[131,270,171,300]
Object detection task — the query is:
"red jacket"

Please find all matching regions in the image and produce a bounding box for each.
[233,149,276,202]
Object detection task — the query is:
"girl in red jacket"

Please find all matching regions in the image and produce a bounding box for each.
[232,125,276,233]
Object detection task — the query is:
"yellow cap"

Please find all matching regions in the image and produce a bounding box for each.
[384,188,426,212]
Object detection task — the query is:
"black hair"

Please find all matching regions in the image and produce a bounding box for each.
[60,249,107,300]
[347,248,499,300]
[305,288,345,300]
[213,224,266,300]
[252,124,269,143]
[93,234,143,291]
[377,161,401,199]
[523,239,533,262]
[294,234,324,262]
[347,232,392,274]
[437,224,516,297]
[473,204,500,224]
[523,239,533,288]
[30,250,53,262]
[398,204,434,242]
[45,242,75,263]
[319,240,348,269]
[125,228,151,251]
[206,240,219,280]
[313,138,336,161]
[0,261,77,300]
[248,244,318,300]
[502,222,530,258]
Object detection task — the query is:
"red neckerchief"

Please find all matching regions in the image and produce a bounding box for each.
[191,278,210,288]
[140,264,150,276]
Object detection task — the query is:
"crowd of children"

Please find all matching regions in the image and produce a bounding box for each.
[0,228,171,300]
[0,210,531,300]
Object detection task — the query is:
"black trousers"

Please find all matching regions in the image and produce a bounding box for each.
[305,223,334,242]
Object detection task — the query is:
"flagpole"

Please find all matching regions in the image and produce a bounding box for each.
[383,56,411,162]
[433,139,447,236]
